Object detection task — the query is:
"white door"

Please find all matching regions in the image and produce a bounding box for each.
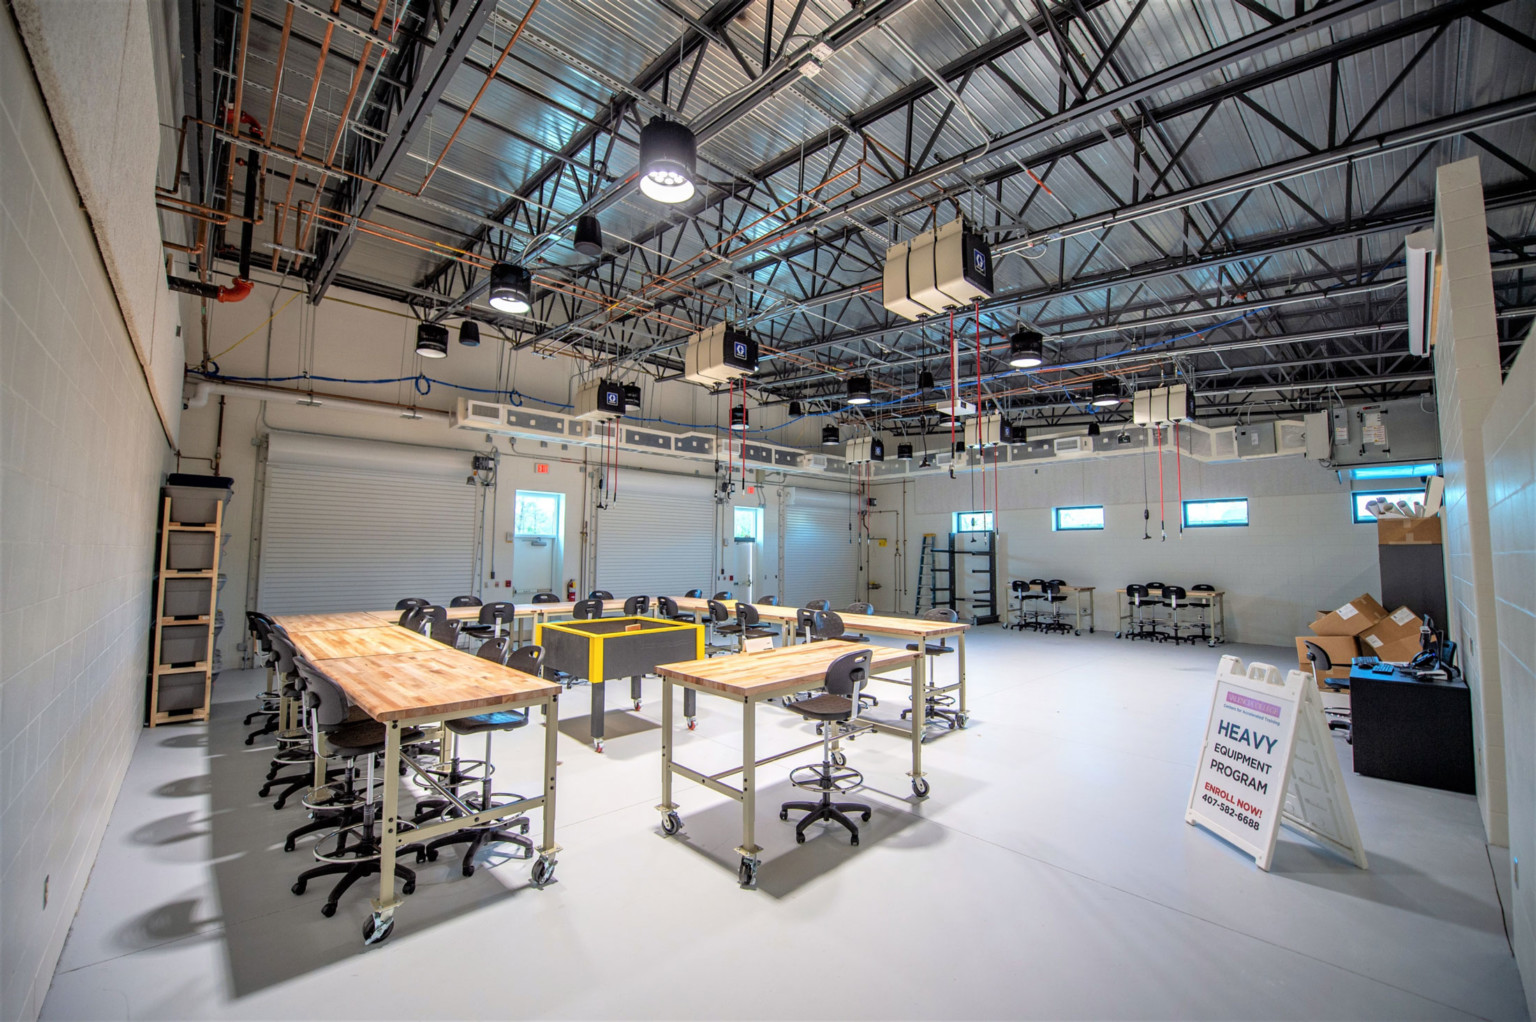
[730,506,762,601]
[783,486,858,609]
[257,433,477,612]
[510,490,562,599]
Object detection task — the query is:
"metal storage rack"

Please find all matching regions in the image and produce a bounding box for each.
[953,530,998,625]
[148,495,223,726]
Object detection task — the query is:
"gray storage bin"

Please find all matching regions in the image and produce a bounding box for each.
[162,485,230,525]
[162,577,213,618]
[167,532,216,571]
[160,624,210,666]
[155,674,207,712]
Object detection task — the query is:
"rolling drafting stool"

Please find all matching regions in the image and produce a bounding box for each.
[713,590,734,600]
[624,595,650,616]
[394,597,430,611]
[1144,582,1171,638]
[461,601,515,644]
[657,595,688,625]
[808,611,876,711]
[755,595,783,640]
[900,607,964,731]
[684,588,705,599]
[704,599,734,655]
[450,595,482,608]
[1161,586,1199,645]
[1020,578,1049,630]
[589,590,614,600]
[411,636,514,827]
[290,659,423,918]
[259,633,346,810]
[842,603,875,644]
[715,603,771,651]
[804,598,832,612]
[243,612,282,744]
[1037,581,1074,634]
[417,644,542,876]
[1121,585,1160,641]
[1187,584,1217,645]
[779,649,875,846]
[530,592,560,603]
[1007,581,1029,630]
[430,617,463,648]
[1304,641,1352,743]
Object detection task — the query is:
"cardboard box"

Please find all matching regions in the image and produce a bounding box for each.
[1378,517,1442,545]
[1359,605,1424,663]
[1296,635,1358,684]
[1308,594,1388,637]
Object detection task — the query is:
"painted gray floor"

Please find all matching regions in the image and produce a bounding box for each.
[42,629,1527,1020]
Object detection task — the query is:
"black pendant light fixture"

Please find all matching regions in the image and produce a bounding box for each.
[918,369,936,392]
[415,323,448,359]
[1090,378,1123,407]
[953,440,967,454]
[897,442,914,460]
[458,321,480,347]
[623,383,642,412]
[573,214,604,256]
[846,375,872,405]
[488,263,532,314]
[730,405,749,430]
[788,400,803,417]
[1087,421,1101,437]
[821,424,840,446]
[638,116,697,203]
[1007,329,1044,368]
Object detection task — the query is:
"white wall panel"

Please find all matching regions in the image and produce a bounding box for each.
[592,474,714,600]
[784,487,859,608]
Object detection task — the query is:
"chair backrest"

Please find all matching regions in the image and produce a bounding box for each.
[1163,585,1187,605]
[1047,579,1066,586]
[1010,579,1026,593]
[845,602,875,615]
[1440,639,1458,669]
[395,597,430,610]
[684,588,704,599]
[1042,581,1061,596]
[713,590,733,600]
[824,649,872,702]
[1126,584,1149,604]
[476,636,511,664]
[531,592,560,604]
[811,610,845,640]
[624,595,650,616]
[1303,640,1333,671]
[479,601,516,625]
[707,599,731,624]
[506,644,545,677]
[269,632,298,676]
[736,603,761,627]
[589,590,614,600]
[760,595,779,606]
[657,596,679,617]
[295,658,350,730]
[804,598,831,611]
[401,604,448,633]
[573,598,604,620]
[1191,583,1215,592]
[921,607,959,623]
[1146,581,1167,589]
[430,618,460,647]
[450,595,482,607]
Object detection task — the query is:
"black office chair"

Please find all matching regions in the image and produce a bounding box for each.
[1161,586,1198,645]
[450,595,482,608]
[589,590,614,600]
[430,617,462,647]
[1305,640,1352,744]
[417,645,542,876]
[713,590,734,600]
[717,603,774,650]
[779,650,874,846]
[842,602,874,643]
[1007,581,1029,630]
[461,601,515,642]
[704,599,734,653]
[259,633,339,810]
[290,658,422,917]
[1122,585,1160,641]
[804,598,831,612]
[657,595,687,624]
[573,598,604,620]
[684,588,704,599]
[244,612,283,744]
[1144,582,1170,636]
[901,607,963,730]
[531,592,560,604]
[1037,581,1072,634]
[394,597,430,611]
[400,604,448,633]
[475,635,513,665]
[624,595,650,616]
[810,609,845,641]
[1188,584,1217,644]
[760,595,780,606]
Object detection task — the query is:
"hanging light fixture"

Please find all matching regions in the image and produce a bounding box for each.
[488,263,532,314]
[1091,378,1123,407]
[846,375,872,405]
[788,400,803,417]
[1007,329,1044,368]
[953,440,967,454]
[638,116,697,203]
[897,442,914,460]
[918,369,936,392]
[730,405,749,430]
[622,383,642,412]
[458,321,480,347]
[821,424,840,446]
[1087,421,1101,437]
[573,214,604,256]
[415,323,448,359]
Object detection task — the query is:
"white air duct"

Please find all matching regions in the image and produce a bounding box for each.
[1405,229,1439,357]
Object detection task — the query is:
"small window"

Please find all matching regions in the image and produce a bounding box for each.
[1351,489,1424,524]
[1183,498,1248,528]
[1053,506,1104,531]
[953,510,994,533]
[1351,462,1440,480]
[734,506,761,542]
[514,491,562,537]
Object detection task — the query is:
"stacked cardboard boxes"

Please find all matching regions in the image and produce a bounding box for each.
[1297,594,1426,686]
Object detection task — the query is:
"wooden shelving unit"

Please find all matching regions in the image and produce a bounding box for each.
[148,496,223,726]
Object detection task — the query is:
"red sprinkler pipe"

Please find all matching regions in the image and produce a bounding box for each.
[975,302,985,513]
[948,309,957,477]
[1157,425,1166,542]
[1174,421,1183,536]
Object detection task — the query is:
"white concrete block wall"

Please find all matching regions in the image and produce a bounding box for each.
[1431,157,1508,845]
[873,451,1379,647]
[0,12,171,1021]
[1483,329,1535,1019]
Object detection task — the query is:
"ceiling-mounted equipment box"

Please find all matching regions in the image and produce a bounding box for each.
[905,230,944,315]
[882,220,993,321]
[930,219,993,306]
[1234,422,1277,457]
[931,396,977,418]
[684,323,758,384]
[846,436,885,464]
[882,240,936,321]
[964,413,1005,448]
[1132,384,1194,425]
[574,378,625,420]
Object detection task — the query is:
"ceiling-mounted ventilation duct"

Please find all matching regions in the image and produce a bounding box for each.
[882,219,994,322]
[683,323,758,384]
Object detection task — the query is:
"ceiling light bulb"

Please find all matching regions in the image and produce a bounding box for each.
[638,117,697,204]
[488,263,532,315]
[822,425,840,446]
[730,405,749,430]
[1091,378,1123,408]
[846,375,872,405]
[1008,329,1044,368]
[415,323,448,359]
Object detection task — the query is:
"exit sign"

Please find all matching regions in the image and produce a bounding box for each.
[535,463,549,474]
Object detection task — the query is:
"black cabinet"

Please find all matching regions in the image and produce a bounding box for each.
[1348,663,1475,794]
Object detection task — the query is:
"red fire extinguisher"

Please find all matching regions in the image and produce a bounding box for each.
[565,579,576,601]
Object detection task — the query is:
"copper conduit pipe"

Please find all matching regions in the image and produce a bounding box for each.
[258,5,294,190]
[271,0,341,269]
[224,0,256,214]
[417,0,541,194]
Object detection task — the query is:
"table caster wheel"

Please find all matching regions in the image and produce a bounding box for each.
[687,719,698,731]
[1115,630,1123,639]
[1207,640,1218,648]
[633,700,642,711]
[661,811,683,836]
[1089,627,1095,634]
[363,912,394,945]
[593,740,604,754]
[738,857,759,887]
[912,777,930,798]
[291,880,306,896]
[531,856,557,887]
[1075,629,1082,636]
[956,713,969,729]
[831,751,847,767]
[321,902,337,918]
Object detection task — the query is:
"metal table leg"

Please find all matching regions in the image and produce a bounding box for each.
[532,691,559,886]
[910,655,929,797]
[366,721,403,944]
[683,686,697,730]
[736,697,760,887]
[956,630,968,716]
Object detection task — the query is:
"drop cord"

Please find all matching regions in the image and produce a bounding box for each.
[1157,425,1166,542]
[948,309,957,480]
[1174,422,1183,537]
[1142,438,1151,541]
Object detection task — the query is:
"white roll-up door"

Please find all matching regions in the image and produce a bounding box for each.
[783,486,857,608]
[593,473,714,600]
[257,433,478,612]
